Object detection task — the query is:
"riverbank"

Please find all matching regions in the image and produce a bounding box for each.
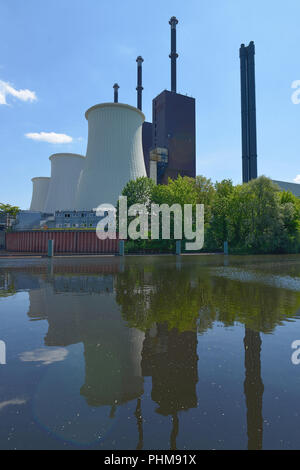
[0,250,219,259]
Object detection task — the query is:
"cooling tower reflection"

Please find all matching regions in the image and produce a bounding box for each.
[26,270,145,410]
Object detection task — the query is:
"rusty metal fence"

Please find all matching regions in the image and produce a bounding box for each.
[5,231,118,254]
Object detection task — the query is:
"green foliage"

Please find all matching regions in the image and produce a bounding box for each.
[0,203,20,218]
[205,176,300,254]
[194,175,215,223]
[119,174,300,254]
[121,176,155,211]
[205,179,234,250]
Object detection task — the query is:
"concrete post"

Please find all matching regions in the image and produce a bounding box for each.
[48,239,54,257]
[119,240,125,256]
[176,240,181,256]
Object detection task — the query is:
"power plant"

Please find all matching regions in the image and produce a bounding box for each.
[11,17,299,233]
[14,16,198,231]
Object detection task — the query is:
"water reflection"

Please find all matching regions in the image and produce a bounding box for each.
[26,273,145,411]
[1,255,300,449]
[142,324,198,450]
[244,328,264,450]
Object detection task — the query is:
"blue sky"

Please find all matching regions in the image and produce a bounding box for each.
[0,0,299,208]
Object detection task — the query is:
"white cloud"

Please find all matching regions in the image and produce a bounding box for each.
[0,80,37,105]
[293,175,300,184]
[19,348,68,365]
[25,132,73,144]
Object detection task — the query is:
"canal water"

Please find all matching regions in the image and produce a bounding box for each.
[0,254,300,450]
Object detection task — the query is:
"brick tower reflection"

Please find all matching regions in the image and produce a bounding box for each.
[141,323,198,450]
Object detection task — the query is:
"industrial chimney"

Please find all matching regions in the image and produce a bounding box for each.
[113,83,119,103]
[169,16,179,93]
[240,41,257,183]
[136,56,144,110]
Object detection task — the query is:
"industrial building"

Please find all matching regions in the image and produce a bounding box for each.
[139,16,196,185]
[9,17,300,237]
[273,180,300,198]
[14,210,105,231]
[151,90,196,184]
[46,210,104,229]
[14,15,196,232]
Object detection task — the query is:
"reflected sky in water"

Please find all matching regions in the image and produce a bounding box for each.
[0,254,300,450]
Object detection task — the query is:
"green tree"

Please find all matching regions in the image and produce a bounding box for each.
[121,176,155,210]
[242,177,284,253]
[194,176,215,203]
[278,190,300,252]
[226,177,300,254]
[0,203,20,230]
[118,177,155,241]
[0,203,20,218]
[207,179,234,250]
[152,175,198,207]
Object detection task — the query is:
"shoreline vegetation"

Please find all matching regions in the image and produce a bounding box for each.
[1,175,300,256]
[120,175,300,255]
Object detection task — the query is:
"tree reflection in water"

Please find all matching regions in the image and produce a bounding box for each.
[2,255,300,449]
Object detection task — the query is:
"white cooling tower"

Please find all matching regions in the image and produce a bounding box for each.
[30,177,50,212]
[44,153,85,213]
[75,103,147,209]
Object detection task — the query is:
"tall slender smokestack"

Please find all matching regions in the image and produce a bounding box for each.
[113,83,119,103]
[169,16,179,93]
[240,44,249,184]
[247,41,257,181]
[136,56,144,110]
[239,41,257,183]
